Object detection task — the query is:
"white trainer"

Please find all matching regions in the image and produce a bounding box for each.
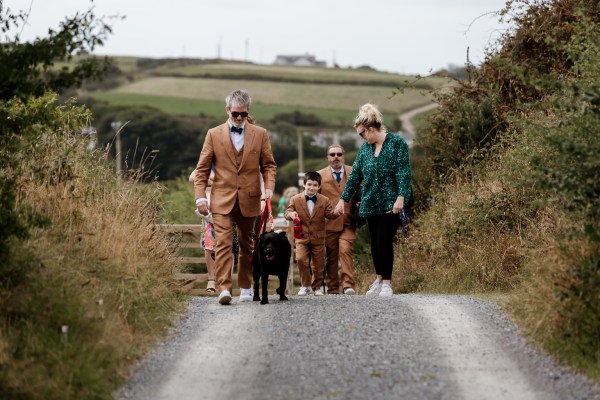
[314,288,324,296]
[239,288,253,302]
[366,279,382,296]
[218,290,232,305]
[343,287,356,295]
[297,286,311,296]
[379,284,393,298]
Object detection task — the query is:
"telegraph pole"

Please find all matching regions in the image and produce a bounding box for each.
[297,130,304,188]
[111,121,123,180]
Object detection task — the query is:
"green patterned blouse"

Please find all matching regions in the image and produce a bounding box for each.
[341,132,412,218]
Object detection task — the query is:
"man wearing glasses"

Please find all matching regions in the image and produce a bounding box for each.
[318,145,357,295]
[193,89,276,305]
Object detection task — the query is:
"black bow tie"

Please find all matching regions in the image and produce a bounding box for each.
[305,195,317,203]
[230,126,243,134]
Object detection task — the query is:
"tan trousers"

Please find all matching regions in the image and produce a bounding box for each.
[296,242,325,290]
[212,201,256,294]
[324,226,356,293]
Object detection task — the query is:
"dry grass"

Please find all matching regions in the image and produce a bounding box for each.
[1,100,185,399]
[506,210,600,377]
[391,173,528,294]
[505,210,575,341]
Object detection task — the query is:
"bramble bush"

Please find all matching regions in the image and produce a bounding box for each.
[536,85,600,361]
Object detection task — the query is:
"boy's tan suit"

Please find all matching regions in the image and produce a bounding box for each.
[285,193,337,290]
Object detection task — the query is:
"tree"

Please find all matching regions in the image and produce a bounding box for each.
[0,1,116,283]
[0,1,117,102]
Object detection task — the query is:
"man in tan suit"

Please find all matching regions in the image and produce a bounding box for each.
[318,145,357,295]
[284,171,339,296]
[194,90,276,305]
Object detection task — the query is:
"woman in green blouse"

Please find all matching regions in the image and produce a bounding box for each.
[334,103,412,297]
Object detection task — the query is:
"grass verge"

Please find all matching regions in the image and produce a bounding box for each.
[0,95,186,399]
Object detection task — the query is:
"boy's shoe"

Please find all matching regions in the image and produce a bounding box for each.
[314,288,324,296]
[297,286,311,296]
[218,290,232,305]
[379,284,393,298]
[366,279,382,297]
[239,288,253,302]
[343,287,356,295]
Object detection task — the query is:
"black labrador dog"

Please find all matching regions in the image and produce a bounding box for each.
[252,230,291,305]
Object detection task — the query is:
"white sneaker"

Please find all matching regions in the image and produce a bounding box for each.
[239,288,253,302]
[343,287,356,295]
[366,279,382,296]
[314,288,324,296]
[218,290,232,305]
[379,284,393,298]
[297,286,311,296]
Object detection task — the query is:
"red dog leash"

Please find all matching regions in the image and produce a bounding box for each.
[250,197,274,263]
[256,196,274,235]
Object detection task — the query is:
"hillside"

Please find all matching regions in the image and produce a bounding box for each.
[73,57,448,187]
[82,57,446,121]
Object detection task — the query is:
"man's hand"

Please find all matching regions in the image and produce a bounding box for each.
[265,188,273,198]
[334,199,345,215]
[260,199,266,213]
[288,211,298,221]
[197,202,209,216]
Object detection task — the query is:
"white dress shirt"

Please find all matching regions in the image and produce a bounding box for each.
[229,122,245,152]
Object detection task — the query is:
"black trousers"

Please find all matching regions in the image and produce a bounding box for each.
[367,213,402,280]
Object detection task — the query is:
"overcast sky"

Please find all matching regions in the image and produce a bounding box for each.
[5,0,511,75]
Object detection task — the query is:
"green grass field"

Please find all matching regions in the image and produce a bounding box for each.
[92,76,436,119]
[92,92,358,123]
[80,57,448,121]
[153,61,446,87]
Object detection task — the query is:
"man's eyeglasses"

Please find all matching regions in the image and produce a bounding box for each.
[328,152,343,157]
[231,111,249,118]
[358,129,366,138]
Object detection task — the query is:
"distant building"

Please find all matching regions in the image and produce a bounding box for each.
[273,54,326,67]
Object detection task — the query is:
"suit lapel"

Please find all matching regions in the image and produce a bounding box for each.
[299,197,311,220]
[342,165,351,189]
[239,124,256,170]
[312,199,323,220]
[220,123,237,166]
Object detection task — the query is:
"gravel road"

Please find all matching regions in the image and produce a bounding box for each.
[117,294,600,400]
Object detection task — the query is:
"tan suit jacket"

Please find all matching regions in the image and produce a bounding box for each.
[318,165,357,292]
[194,122,276,217]
[284,193,338,245]
[285,192,338,289]
[318,165,354,232]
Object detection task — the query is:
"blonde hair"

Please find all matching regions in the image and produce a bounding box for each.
[282,186,299,199]
[353,103,386,131]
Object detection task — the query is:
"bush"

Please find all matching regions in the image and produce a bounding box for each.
[534,83,600,362]
[0,93,183,399]
[556,247,600,361]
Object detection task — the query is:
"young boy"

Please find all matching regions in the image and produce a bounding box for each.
[285,171,339,296]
